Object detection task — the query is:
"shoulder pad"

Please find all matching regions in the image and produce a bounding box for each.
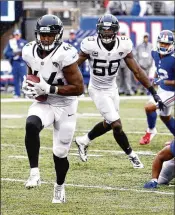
[81,36,96,54]
[119,36,133,54]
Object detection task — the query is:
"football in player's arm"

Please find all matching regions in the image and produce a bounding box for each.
[140,30,175,145]
[75,14,164,168]
[22,14,84,203]
[144,140,175,189]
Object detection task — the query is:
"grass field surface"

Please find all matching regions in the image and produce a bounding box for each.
[1,96,174,215]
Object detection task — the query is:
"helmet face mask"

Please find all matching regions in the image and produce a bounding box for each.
[157,30,174,55]
[97,14,120,44]
[35,15,63,51]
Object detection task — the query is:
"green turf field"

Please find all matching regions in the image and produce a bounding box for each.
[1,97,174,215]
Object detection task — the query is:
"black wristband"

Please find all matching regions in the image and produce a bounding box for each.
[148,86,157,95]
[50,86,56,94]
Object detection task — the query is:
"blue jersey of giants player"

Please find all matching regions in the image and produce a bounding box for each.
[140,30,175,145]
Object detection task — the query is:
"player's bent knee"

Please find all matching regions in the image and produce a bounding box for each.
[111,121,122,133]
[145,104,156,113]
[103,121,112,131]
[26,115,43,134]
[53,145,69,158]
[158,176,169,185]
[160,115,171,123]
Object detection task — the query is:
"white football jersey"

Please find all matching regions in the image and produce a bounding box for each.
[81,35,133,89]
[22,41,78,106]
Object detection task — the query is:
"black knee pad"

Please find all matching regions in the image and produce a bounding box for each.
[26,115,43,134]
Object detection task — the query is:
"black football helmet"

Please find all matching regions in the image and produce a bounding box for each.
[97,14,120,44]
[35,14,63,51]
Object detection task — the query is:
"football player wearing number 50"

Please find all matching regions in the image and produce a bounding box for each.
[75,14,165,167]
[140,30,175,145]
[22,14,84,203]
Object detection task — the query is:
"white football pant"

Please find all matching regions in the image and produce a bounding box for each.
[28,99,78,158]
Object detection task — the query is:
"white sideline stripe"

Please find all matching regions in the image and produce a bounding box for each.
[1,114,26,119]
[8,155,28,159]
[8,154,103,159]
[2,144,156,156]
[1,113,148,120]
[2,125,172,136]
[1,178,173,196]
[1,96,148,103]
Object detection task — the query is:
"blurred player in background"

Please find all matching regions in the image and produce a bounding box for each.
[135,32,153,95]
[3,29,27,98]
[116,31,134,96]
[75,14,165,168]
[22,15,84,203]
[140,30,175,145]
[64,29,80,50]
[144,140,175,188]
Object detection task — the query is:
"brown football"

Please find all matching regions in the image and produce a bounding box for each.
[26,75,48,102]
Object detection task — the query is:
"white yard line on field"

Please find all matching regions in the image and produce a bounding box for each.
[1,113,149,120]
[1,96,148,103]
[2,143,156,156]
[1,178,174,196]
[2,125,172,136]
[8,153,103,159]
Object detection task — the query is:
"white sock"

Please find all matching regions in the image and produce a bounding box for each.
[147,127,157,133]
[30,167,40,175]
[128,151,136,158]
[84,134,90,145]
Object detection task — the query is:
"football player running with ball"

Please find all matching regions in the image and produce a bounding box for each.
[75,14,165,168]
[22,15,84,203]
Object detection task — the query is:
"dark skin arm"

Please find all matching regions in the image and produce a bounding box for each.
[27,63,84,96]
[56,62,84,96]
[124,51,152,89]
[152,145,174,179]
[164,80,175,87]
[77,50,89,66]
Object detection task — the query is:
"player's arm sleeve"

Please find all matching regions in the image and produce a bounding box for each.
[124,38,133,55]
[80,37,92,55]
[62,47,79,68]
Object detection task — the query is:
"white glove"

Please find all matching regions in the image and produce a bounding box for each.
[22,75,37,99]
[25,90,38,99]
[26,73,50,96]
[22,76,28,92]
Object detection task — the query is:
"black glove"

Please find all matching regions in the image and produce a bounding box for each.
[148,86,166,111]
[152,94,166,111]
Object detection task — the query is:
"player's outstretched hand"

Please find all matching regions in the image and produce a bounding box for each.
[153,94,166,111]
[144,180,158,189]
[27,73,50,95]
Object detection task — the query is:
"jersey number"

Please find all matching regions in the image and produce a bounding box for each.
[34,71,64,86]
[93,59,120,76]
[158,68,168,79]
